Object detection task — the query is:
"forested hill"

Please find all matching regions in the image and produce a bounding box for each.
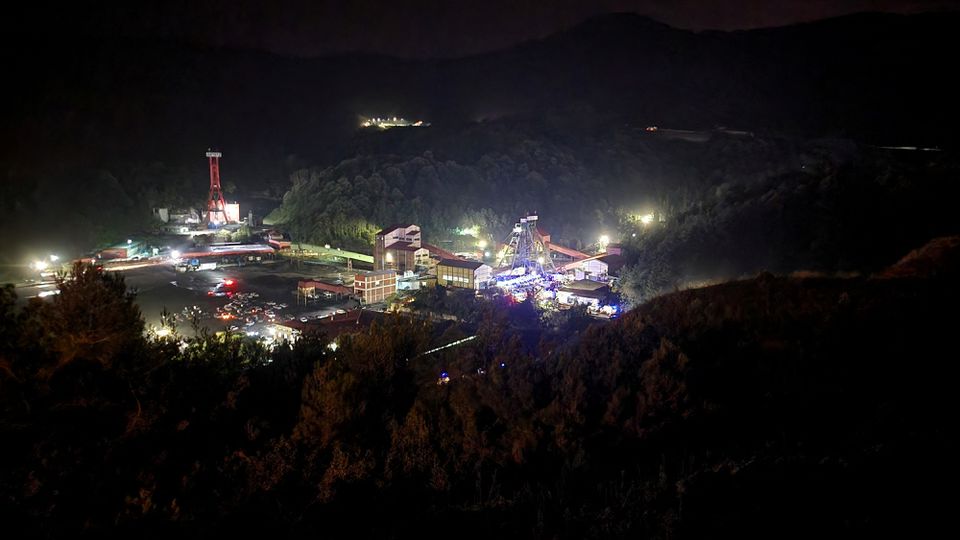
[4,11,959,174]
[2,12,959,263]
[2,239,958,537]
[266,122,960,304]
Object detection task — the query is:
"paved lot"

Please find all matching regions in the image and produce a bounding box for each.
[115,261,358,335]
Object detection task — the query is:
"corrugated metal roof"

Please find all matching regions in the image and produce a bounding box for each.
[438,258,486,270]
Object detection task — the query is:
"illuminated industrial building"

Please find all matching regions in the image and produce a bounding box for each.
[354,270,398,304]
[556,279,611,308]
[437,259,492,290]
[374,224,428,273]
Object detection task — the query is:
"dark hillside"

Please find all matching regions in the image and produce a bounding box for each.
[3,11,958,265]
[2,239,958,537]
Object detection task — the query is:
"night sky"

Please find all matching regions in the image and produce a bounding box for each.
[7,0,960,58]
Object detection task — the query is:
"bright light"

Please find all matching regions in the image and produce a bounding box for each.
[639,213,655,225]
[170,250,181,259]
[38,290,60,298]
[599,235,610,246]
[328,341,339,351]
[537,256,545,264]
[484,251,491,257]
[386,251,394,262]
[223,279,235,285]
[478,240,488,249]
[324,244,331,249]
[32,260,48,271]
[49,254,59,262]
[127,239,132,244]
[459,226,479,237]
[155,327,172,338]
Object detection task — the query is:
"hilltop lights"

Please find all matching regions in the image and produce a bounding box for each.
[639,212,655,225]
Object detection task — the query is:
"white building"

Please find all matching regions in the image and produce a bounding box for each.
[557,279,611,308]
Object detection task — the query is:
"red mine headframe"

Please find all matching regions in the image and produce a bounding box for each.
[206,150,228,225]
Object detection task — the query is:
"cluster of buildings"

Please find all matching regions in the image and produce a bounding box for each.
[350,223,495,305]
[347,221,627,317]
[153,203,246,234]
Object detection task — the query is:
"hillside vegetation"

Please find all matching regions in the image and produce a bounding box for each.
[2,240,958,537]
[267,122,960,299]
[3,12,959,264]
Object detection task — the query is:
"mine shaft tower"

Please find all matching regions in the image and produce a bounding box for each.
[206,150,228,225]
[496,214,556,274]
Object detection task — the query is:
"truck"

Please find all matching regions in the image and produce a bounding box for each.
[176,260,217,272]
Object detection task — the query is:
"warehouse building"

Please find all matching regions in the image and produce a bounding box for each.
[437,259,492,290]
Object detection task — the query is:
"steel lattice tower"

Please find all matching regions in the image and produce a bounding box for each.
[206,150,228,225]
[496,214,556,274]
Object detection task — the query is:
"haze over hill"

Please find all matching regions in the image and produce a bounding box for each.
[2,12,958,268]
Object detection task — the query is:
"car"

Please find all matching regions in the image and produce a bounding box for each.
[335,309,346,315]
[299,316,309,323]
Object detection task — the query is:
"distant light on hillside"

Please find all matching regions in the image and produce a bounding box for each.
[359,116,430,129]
